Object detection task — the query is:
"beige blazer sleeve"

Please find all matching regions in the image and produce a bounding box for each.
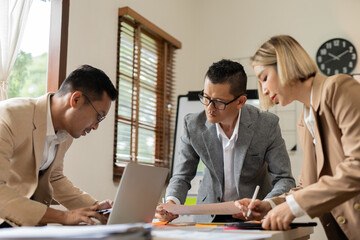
[50,138,97,209]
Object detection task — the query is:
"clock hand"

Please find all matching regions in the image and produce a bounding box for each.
[328,53,340,60]
[324,55,338,64]
[336,50,349,59]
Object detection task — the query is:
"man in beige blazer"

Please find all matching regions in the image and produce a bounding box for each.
[0,65,118,227]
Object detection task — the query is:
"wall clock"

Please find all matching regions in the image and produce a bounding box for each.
[315,38,357,76]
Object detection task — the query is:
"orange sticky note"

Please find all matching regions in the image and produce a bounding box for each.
[195,224,219,227]
[152,221,168,226]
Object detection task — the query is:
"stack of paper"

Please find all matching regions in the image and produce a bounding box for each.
[0,223,151,239]
[152,229,271,240]
[160,201,241,215]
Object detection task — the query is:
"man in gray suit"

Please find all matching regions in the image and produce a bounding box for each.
[156,59,295,223]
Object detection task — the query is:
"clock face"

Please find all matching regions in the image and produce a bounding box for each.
[316,38,357,76]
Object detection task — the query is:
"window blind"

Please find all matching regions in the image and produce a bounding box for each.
[114,7,181,181]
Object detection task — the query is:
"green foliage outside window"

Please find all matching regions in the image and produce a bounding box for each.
[8,50,47,98]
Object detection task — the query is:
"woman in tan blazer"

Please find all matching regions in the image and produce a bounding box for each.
[234,35,360,240]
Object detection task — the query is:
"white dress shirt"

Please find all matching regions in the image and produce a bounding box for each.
[216,110,241,202]
[39,95,69,171]
[167,110,242,204]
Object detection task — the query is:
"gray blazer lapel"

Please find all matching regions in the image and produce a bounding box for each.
[202,121,224,189]
[32,94,50,173]
[234,107,254,194]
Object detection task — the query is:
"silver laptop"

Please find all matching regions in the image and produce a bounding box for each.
[107,162,168,224]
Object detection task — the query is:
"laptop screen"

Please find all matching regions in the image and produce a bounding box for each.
[107,162,168,224]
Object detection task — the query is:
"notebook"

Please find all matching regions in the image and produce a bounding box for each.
[223,221,317,230]
[107,162,168,224]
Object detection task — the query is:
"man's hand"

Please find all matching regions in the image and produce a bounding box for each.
[39,205,107,226]
[94,199,113,222]
[155,200,179,222]
[96,199,113,210]
[262,202,295,230]
[233,198,271,220]
[64,205,107,225]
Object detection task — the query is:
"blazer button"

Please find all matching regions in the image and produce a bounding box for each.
[336,216,346,225]
[354,203,360,211]
[217,197,221,201]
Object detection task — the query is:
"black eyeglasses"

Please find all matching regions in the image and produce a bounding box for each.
[198,90,241,110]
[83,94,105,123]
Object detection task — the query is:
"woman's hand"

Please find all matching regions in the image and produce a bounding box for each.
[261,202,295,230]
[155,200,179,222]
[233,198,272,220]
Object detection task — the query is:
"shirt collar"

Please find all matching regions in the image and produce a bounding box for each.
[46,94,69,142]
[303,85,316,142]
[216,109,241,141]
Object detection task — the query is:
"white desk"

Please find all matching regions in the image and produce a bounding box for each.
[153,226,314,240]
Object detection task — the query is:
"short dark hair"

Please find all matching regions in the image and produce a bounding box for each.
[56,65,118,101]
[205,59,247,97]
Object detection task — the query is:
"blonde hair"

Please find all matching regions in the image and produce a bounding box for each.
[251,35,318,110]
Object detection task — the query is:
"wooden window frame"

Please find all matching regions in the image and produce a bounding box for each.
[113,7,181,181]
[47,0,69,92]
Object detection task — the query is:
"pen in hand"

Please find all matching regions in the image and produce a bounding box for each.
[247,185,260,218]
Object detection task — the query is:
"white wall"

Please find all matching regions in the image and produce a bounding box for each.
[64,1,360,239]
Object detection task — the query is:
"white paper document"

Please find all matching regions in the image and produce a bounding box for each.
[160,201,241,215]
[0,223,151,238]
[152,229,271,240]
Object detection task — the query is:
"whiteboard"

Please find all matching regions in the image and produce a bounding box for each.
[170,90,259,176]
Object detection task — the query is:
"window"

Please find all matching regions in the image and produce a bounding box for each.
[8,0,69,97]
[8,0,50,98]
[113,7,181,181]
